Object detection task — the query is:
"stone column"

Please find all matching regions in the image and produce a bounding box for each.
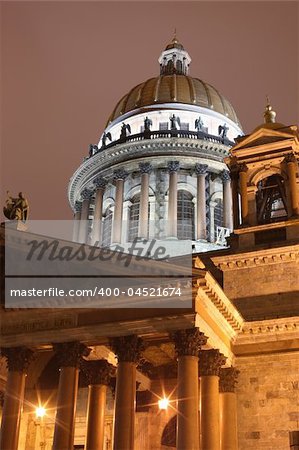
[138,162,152,239]
[195,163,208,240]
[78,188,93,244]
[209,200,217,243]
[230,168,240,229]
[238,164,248,225]
[83,360,114,450]
[199,349,226,450]
[110,335,144,450]
[52,342,90,450]
[112,169,128,244]
[0,347,34,450]
[91,177,107,246]
[167,161,180,238]
[72,201,82,242]
[171,328,207,450]
[285,154,299,216]
[219,367,239,450]
[222,170,233,230]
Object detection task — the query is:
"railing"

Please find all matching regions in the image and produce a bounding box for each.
[89,129,234,158]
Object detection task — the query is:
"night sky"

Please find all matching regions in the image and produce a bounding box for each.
[1,1,298,219]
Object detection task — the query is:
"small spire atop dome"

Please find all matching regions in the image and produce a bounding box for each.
[264,96,276,124]
[159,33,191,75]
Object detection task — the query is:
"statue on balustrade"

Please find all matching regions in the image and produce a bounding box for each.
[120,123,131,140]
[170,114,181,130]
[89,144,98,157]
[218,123,229,138]
[3,191,29,222]
[195,116,204,131]
[101,131,112,148]
[144,116,152,132]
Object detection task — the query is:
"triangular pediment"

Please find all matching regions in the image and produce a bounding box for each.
[232,125,298,152]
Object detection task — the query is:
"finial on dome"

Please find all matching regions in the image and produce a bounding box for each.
[264,95,276,124]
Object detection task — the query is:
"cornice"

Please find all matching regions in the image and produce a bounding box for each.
[68,137,230,208]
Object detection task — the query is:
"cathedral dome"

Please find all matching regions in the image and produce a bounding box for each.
[106,74,240,126]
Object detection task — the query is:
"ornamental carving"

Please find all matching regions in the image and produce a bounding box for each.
[1,347,34,373]
[113,168,129,181]
[199,349,226,376]
[93,177,107,189]
[110,335,144,363]
[74,201,82,213]
[139,162,153,174]
[167,161,180,173]
[194,163,208,175]
[53,341,91,368]
[81,359,114,386]
[285,153,297,164]
[81,188,93,201]
[171,328,207,357]
[219,367,240,393]
[221,170,231,182]
[238,163,248,173]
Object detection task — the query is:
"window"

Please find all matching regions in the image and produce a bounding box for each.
[159,122,169,131]
[177,190,195,240]
[128,195,140,242]
[256,175,288,224]
[102,206,113,246]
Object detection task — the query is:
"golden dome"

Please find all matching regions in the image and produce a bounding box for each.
[106,74,240,126]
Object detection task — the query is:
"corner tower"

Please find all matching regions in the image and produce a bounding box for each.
[68,37,243,256]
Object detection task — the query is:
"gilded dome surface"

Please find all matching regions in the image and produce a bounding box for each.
[106,74,240,126]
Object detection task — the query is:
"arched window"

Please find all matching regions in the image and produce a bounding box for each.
[128,194,140,242]
[176,60,183,73]
[214,198,223,229]
[177,190,195,240]
[161,415,176,448]
[166,60,174,74]
[102,205,113,246]
[256,174,288,224]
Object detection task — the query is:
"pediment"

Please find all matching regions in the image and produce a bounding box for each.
[232,126,296,152]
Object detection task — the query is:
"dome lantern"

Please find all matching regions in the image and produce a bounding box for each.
[158,34,191,76]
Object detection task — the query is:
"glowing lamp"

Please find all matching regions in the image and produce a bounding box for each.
[36,406,46,418]
[158,397,169,410]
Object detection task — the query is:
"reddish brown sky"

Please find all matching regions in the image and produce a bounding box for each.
[1,1,298,219]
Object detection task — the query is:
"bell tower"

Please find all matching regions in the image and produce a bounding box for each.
[226,101,299,249]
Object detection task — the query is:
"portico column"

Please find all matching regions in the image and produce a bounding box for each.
[52,342,90,450]
[138,162,152,239]
[199,349,226,450]
[0,347,34,450]
[72,201,82,242]
[230,168,240,229]
[171,328,207,450]
[239,164,249,225]
[110,335,144,450]
[195,163,208,240]
[78,189,93,244]
[219,367,239,450]
[167,161,180,238]
[285,154,299,216]
[222,170,233,230]
[112,169,128,244]
[91,177,107,246]
[83,360,114,450]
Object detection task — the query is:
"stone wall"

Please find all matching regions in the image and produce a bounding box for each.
[236,351,299,449]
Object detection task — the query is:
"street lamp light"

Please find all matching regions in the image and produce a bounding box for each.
[158,397,169,410]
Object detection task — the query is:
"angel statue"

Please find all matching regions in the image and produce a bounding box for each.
[170,114,181,130]
[195,116,204,131]
[120,123,131,140]
[89,144,98,157]
[101,131,112,148]
[3,191,29,222]
[218,123,229,138]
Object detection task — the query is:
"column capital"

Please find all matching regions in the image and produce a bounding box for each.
[167,160,180,173]
[238,163,248,173]
[81,359,114,386]
[171,328,207,357]
[1,347,34,373]
[81,188,93,200]
[113,168,129,181]
[219,367,240,393]
[110,335,144,363]
[53,341,91,368]
[194,163,208,175]
[221,170,231,182]
[139,162,153,174]
[93,176,107,189]
[74,201,82,213]
[199,349,226,376]
[285,153,297,164]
